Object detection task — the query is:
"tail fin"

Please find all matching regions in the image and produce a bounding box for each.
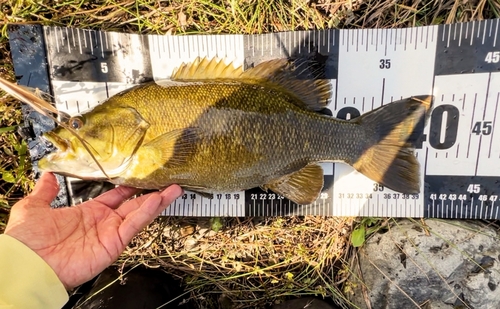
[351,95,433,194]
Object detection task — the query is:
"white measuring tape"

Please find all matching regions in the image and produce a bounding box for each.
[7,20,500,218]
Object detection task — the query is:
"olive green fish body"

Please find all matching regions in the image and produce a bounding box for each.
[106,82,362,192]
[39,58,433,204]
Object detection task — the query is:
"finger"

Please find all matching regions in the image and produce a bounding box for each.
[114,185,182,219]
[160,185,183,200]
[92,186,140,209]
[25,172,60,206]
[114,192,156,219]
[118,185,182,243]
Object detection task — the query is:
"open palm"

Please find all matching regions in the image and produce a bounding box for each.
[5,173,182,289]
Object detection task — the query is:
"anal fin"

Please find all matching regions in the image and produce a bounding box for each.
[263,163,324,205]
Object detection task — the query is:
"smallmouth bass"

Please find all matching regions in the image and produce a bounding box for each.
[29,58,431,204]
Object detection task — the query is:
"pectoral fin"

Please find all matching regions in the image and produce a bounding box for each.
[142,128,199,168]
[263,163,324,205]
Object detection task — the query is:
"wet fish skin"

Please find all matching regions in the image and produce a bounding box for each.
[37,58,433,204]
[107,82,357,186]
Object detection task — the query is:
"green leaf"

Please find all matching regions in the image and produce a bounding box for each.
[364,217,380,226]
[210,217,224,232]
[0,126,16,133]
[2,172,16,183]
[351,225,366,247]
[17,140,27,156]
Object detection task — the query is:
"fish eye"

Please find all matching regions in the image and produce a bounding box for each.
[69,116,84,130]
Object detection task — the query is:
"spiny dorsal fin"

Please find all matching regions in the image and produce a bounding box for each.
[240,59,332,112]
[170,57,332,112]
[171,57,243,80]
[262,163,324,205]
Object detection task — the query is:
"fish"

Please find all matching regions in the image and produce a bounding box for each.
[13,58,433,205]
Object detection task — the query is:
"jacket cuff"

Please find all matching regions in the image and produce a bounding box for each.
[0,234,68,309]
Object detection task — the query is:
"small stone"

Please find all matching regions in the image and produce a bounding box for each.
[205,230,218,238]
[183,236,198,251]
[198,228,209,236]
[179,224,195,237]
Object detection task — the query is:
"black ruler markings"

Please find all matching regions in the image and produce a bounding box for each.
[427,19,500,218]
[491,92,500,158]
[7,20,500,217]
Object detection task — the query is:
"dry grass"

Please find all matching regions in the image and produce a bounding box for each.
[1,0,500,308]
[118,216,353,308]
[0,43,34,226]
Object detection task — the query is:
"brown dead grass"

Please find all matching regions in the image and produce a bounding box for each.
[119,216,353,308]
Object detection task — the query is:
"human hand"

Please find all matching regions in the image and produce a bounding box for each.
[4,172,182,290]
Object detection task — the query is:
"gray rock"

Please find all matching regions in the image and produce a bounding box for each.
[348,219,500,309]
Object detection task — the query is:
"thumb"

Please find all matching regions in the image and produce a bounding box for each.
[26,172,60,207]
[5,173,60,235]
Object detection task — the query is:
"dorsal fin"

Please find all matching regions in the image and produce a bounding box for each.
[171,57,243,80]
[170,57,332,112]
[241,59,331,111]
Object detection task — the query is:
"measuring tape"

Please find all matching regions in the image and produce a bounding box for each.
[7,20,500,218]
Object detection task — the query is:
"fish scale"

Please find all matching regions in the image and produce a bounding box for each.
[79,81,370,196]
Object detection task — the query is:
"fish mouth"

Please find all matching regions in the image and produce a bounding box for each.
[43,131,70,152]
[38,132,73,172]
[39,131,132,180]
